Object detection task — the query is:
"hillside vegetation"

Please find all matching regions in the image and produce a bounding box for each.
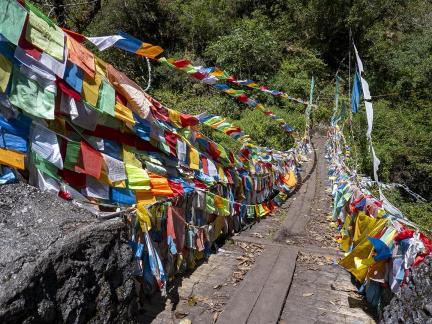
[33,0,432,228]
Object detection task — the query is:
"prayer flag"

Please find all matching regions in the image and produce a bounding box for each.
[0,0,27,46]
[26,11,65,61]
[9,65,56,120]
[0,147,25,169]
[87,32,163,59]
[75,140,103,179]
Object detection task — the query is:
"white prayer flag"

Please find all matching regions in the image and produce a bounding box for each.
[353,43,364,74]
[102,153,127,182]
[365,101,374,139]
[39,45,68,78]
[207,159,218,177]
[360,77,371,100]
[370,145,380,183]
[84,176,109,199]
[86,35,125,51]
[31,123,63,169]
[176,139,187,163]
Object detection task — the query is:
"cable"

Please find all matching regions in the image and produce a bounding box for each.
[143,57,152,92]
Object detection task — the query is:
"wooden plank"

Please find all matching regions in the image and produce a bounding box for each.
[231,235,285,247]
[247,247,298,324]
[217,246,281,324]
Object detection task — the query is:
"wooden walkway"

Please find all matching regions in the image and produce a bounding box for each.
[218,136,375,324]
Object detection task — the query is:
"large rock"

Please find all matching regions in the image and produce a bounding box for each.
[0,182,137,323]
[381,256,432,324]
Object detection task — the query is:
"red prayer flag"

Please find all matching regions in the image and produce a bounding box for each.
[75,141,103,179]
[115,93,128,106]
[164,130,178,156]
[57,77,81,101]
[168,180,184,197]
[208,141,220,161]
[173,60,191,68]
[166,205,176,239]
[237,93,249,103]
[62,28,86,43]
[227,75,236,82]
[58,169,86,188]
[201,156,209,174]
[193,179,207,189]
[225,170,233,184]
[192,72,205,80]
[180,114,199,127]
[19,20,42,60]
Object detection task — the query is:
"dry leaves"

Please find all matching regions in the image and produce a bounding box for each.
[228,243,263,284]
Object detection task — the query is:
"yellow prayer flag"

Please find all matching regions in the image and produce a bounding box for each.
[353,212,378,246]
[115,102,135,125]
[214,195,224,209]
[217,164,225,180]
[122,147,141,167]
[339,218,388,282]
[168,109,182,128]
[136,43,164,59]
[0,148,25,169]
[82,72,102,107]
[136,190,157,206]
[189,147,199,170]
[210,70,224,78]
[0,53,12,92]
[94,57,108,77]
[283,170,297,188]
[137,203,152,231]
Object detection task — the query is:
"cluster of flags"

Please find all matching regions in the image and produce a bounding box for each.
[328,42,429,307]
[158,57,296,135]
[328,125,431,305]
[0,0,307,295]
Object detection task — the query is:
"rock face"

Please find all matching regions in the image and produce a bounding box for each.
[0,182,137,323]
[381,256,432,324]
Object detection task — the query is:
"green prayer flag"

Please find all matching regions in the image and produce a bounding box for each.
[0,53,12,92]
[220,197,230,216]
[205,192,216,214]
[158,136,171,156]
[206,116,223,124]
[33,153,60,181]
[0,0,28,45]
[217,143,228,162]
[9,66,56,120]
[98,113,122,129]
[158,57,175,68]
[25,2,56,26]
[97,80,116,116]
[64,141,81,170]
[26,11,65,61]
[247,205,255,218]
[125,164,150,190]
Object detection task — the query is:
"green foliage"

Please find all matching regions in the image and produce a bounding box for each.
[205,12,282,79]
[378,189,432,234]
[235,109,295,151]
[349,99,432,201]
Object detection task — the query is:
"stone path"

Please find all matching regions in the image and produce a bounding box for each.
[148,135,376,323]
